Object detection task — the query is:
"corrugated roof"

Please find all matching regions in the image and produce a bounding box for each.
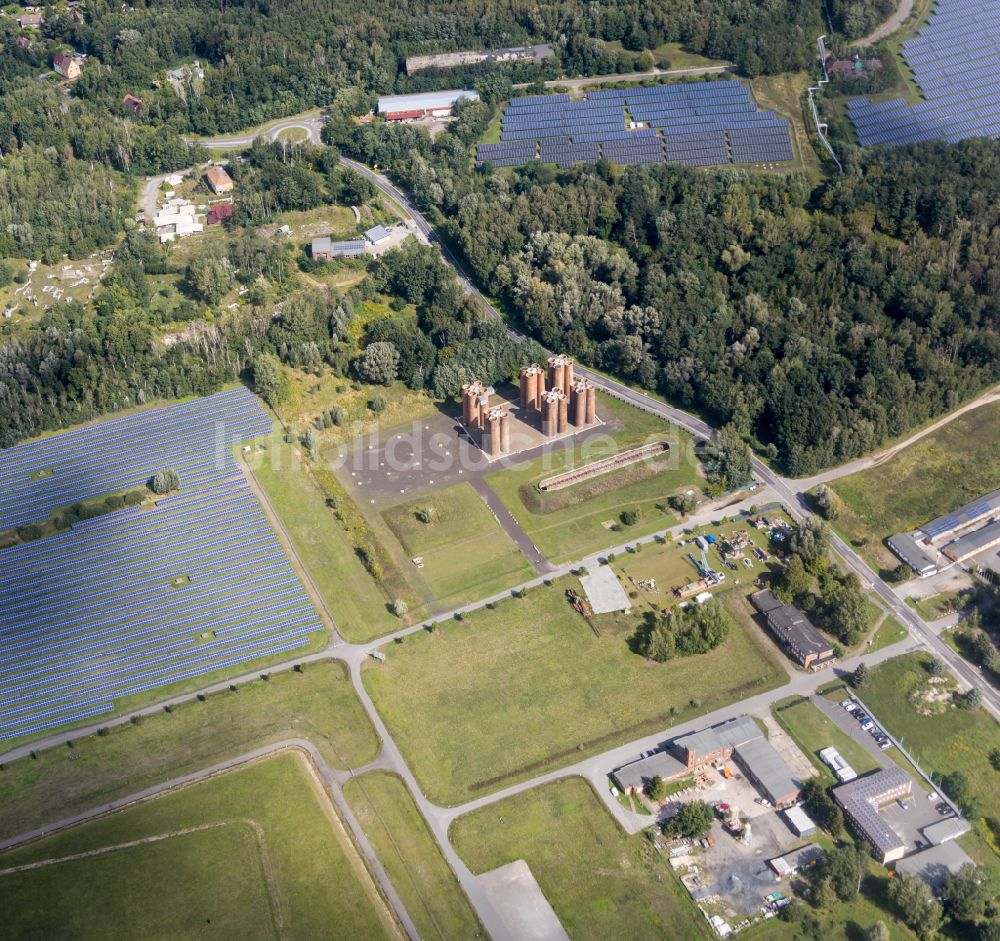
[921,816,972,845]
[919,487,1000,540]
[734,737,799,803]
[674,715,760,760]
[613,750,688,791]
[943,518,1000,561]
[887,531,939,575]
[365,225,392,243]
[377,89,480,114]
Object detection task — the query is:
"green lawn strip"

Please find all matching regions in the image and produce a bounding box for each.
[0,823,276,941]
[363,576,785,806]
[771,696,881,785]
[248,437,403,640]
[382,484,533,607]
[868,616,908,652]
[450,777,711,941]
[829,400,1000,562]
[0,753,399,941]
[0,660,379,841]
[861,653,1000,856]
[344,771,483,941]
[485,395,700,563]
[905,590,966,622]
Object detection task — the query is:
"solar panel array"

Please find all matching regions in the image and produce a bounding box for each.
[0,388,272,531]
[849,0,1000,147]
[476,80,793,169]
[0,388,322,741]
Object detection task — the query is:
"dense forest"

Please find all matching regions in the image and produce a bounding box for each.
[325,105,1000,475]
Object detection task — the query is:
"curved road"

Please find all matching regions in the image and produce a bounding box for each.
[342,156,1000,721]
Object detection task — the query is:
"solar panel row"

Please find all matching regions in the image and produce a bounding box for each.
[0,390,324,741]
[848,0,1000,147]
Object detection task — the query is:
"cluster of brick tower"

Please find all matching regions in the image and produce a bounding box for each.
[485,406,511,457]
[519,355,596,436]
[461,380,492,430]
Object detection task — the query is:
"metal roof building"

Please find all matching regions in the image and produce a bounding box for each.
[887,531,939,577]
[768,843,824,877]
[613,750,689,793]
[833,767,912,863]
[782,804,817,836]
[674,715,761,767]
[364,225,393,244]
[942,518,1000,563]
[918,487,1000,541]
[896,841,972,892]
[733,736,801,808]
[377,89,479,115]
[921,816,972,846]
[311,237,366,260]
[751,589,835,670]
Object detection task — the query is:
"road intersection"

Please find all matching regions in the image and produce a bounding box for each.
[5,141,998,940]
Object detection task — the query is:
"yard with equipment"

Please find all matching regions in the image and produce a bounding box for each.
[484,394,703,562]
[344,771,483,941]
[0,660,379,841]
[382,483,533,607]
[0,752,403,941]
[829,400,1000,571]
[363,574,786,805]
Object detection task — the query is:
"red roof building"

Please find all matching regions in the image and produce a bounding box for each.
[385,109,424,122]
[123,94,143,115]
[207,203,234,225]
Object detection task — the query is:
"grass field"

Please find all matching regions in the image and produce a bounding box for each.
[830,401,1000,570]
[906,589,967,622]
[653,41,730,70]
[860,653,1000,854]
[486,395,701,563]
[451,777,711,941]
[868,615,908,652]
[344,772,482,941]
[0,660,378,841]
[0,752,402,941]
[247,437,401,640]
[749,72,822,179]
[382,484,533,607]
[363,575,786,805]
[771,696,881,784]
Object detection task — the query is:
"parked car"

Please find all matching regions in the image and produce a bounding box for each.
[937,803,951,816]
[840,699,856,711]
[879,740,892,750]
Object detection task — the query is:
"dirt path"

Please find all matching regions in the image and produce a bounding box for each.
[854,0,916,46]
[798,383,1000,490]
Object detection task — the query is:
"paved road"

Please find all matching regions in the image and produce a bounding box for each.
[470,478,553,574]
[341,160,1000,723]
[516,65,731,96]
[191,111,325,150]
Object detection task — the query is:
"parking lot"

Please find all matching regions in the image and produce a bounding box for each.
[815,695,958,853]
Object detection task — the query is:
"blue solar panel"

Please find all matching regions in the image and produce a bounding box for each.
[848,0,1000,147]
[0,391,325,741]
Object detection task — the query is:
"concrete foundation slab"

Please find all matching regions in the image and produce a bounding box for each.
[581,566,631,613]
[479,859,570,941]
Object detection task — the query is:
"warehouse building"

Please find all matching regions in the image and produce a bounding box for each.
[918,488,1000,542]
[613,749,689,795]
[833,767,912,864]
[768,844,824,878]
[311,237,366,261]
[674,715,762,770]
[887,531,939,577]
[733,736,801,808]
[377,89,480,121]
[941,518,1000,563]
[751,590,836,670]
[782,805,817,836]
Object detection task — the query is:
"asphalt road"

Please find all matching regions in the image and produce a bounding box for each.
[343,158,1000,721]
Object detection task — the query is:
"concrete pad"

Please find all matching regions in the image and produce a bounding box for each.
[479,859,570,941]
[580,566,631,614]
[895,841,972,892]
